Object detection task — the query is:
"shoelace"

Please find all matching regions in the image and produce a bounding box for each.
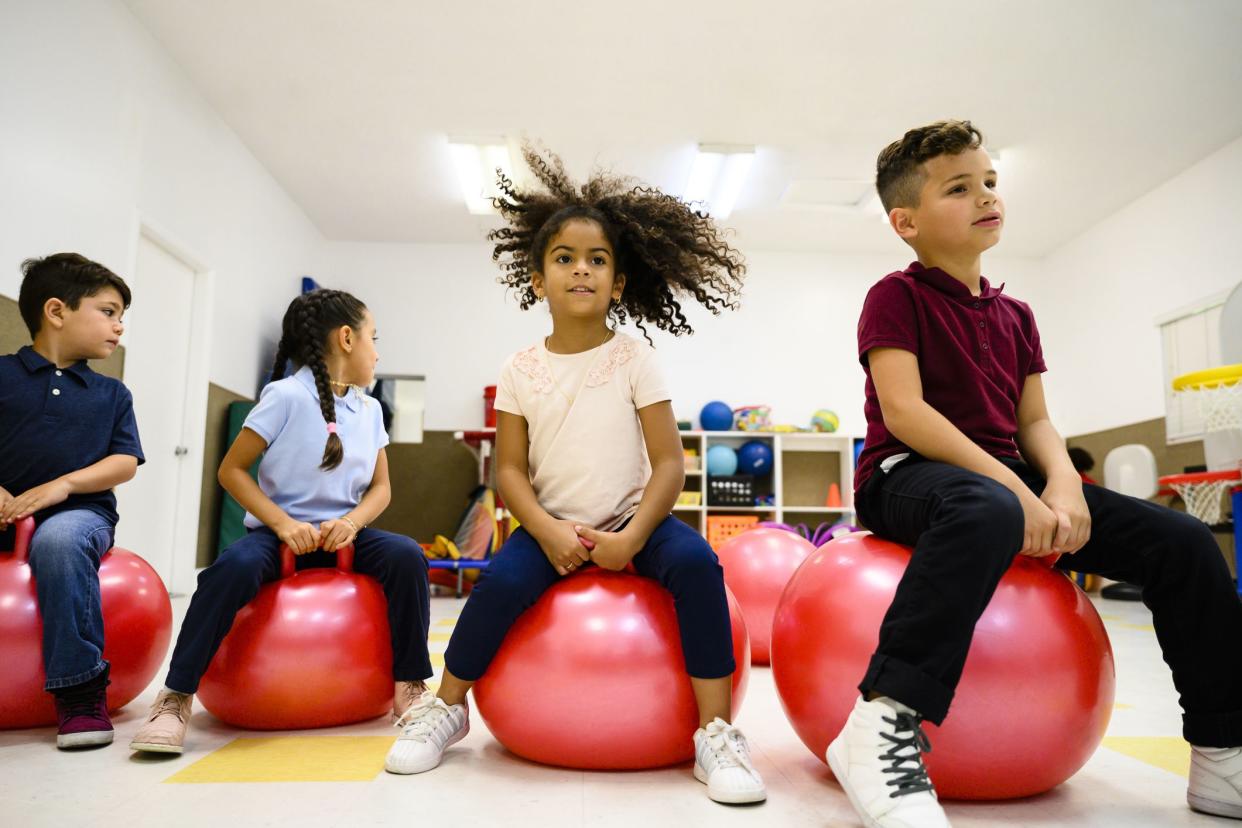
[879,712,935,798]
[395,681,426,715]
[57,677,110,719]
[58,687,104,719]
[149,693,188,724]
[702,720,760,780]
[394,694,450,741]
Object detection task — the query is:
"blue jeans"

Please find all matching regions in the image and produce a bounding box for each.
[27,509,114,690]
[444,515,736,681]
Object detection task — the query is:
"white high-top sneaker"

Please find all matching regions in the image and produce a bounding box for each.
[826,696,949,828]
[384,690,469,775]
[693,718,767,804]
[1188,745,1242,819]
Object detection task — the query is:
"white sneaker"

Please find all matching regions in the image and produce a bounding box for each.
[1189,745,1242,819]
[826,696,950,828]
[384,691,469,775]
[693,718,767,804]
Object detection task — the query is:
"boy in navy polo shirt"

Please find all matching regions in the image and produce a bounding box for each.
[0,253,144,749]
[831,121,1242,827]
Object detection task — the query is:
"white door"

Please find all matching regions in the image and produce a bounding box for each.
[113,234,196,592]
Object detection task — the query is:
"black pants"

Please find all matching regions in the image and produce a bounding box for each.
[855,455,1242,747]
[166,526,433,693]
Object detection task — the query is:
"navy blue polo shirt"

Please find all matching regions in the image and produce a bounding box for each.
[0,346,145,526]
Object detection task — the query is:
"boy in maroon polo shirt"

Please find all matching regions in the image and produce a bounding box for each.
[830,120,1242,827]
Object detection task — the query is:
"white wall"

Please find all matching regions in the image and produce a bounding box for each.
[1023,135,1242,437]
[0,0,324,397]
[325,240,1038,435]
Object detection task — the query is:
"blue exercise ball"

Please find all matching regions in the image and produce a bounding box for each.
[707,445,738,476]
[700,401,734,432]
[736,440,773,476]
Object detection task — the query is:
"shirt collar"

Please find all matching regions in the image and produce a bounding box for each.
[17,345,92,384]
[292,365,363,412]
[905,261,1005,302]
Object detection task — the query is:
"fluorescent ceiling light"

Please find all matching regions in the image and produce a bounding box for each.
[683,143,755,219]
[449,139,514,215]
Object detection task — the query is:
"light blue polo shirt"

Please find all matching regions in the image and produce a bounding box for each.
[241,366,389,529]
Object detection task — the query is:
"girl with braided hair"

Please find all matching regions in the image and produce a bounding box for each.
[131,289,432,754]
[385,148,766,805]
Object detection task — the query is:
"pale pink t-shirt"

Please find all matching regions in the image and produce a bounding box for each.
[494,332,671,531]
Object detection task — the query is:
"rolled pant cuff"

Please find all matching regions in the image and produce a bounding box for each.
[45,659,109,692]
[859,654,954,725]
[1184,709,1242,748]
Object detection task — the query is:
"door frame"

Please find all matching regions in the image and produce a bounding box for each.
[125,213,215,596]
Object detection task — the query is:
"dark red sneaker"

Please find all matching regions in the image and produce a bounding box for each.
[53,668,113,749]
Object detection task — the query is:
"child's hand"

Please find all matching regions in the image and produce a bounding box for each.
[1018,489,1060,558]
[318,518,357,552]
[276,519,321,555]
[0,486,13,528]
[534,519,593,576]
[575,526,639,572]
[0,479,71,525]
[1040,480,1091,555]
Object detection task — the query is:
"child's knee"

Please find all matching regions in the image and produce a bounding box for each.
[28,522,104,577]
[940,478,1024,548]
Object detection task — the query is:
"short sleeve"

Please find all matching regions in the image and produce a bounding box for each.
[857,276,920,366]
[243,380,292,444]
[1024,303,1047,375]
[631,347,672,410]
[373,402,390,450]
[108,385,145,465]
[494,358,523,417]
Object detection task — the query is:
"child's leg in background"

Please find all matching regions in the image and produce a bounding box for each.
[439,527,560,701]
[27,509,115,690]
[855,459,1025,723]
[163,529,283,694]
[630,516,736,726]
[351,528,433,684]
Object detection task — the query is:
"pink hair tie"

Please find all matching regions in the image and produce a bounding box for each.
[326,423,338,434]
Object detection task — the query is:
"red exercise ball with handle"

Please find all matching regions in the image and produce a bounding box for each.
[771,532,1114,800]
[716,527,815,664]
[197,544,392,730]
[0,517,173,728]
[473,567,751,769]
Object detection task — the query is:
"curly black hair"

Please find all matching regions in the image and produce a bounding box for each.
[489,146,746,341]
[270,289,367,471]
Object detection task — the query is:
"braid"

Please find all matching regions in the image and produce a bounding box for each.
[305,336,344,471]
[271,288,367,473]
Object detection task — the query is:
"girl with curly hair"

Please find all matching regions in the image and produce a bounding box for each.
[386,148,766,804]
[131,289,433,754]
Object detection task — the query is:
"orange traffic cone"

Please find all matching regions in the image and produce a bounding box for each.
[826,483,842,508]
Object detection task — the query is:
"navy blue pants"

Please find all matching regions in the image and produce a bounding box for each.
[855,455,1242,747]
[166,526,432,693]
[444,515,735,681]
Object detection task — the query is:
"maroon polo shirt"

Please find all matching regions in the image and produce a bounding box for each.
[854,261,1046,492]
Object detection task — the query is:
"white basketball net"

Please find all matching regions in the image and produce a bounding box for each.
[1181,377,1242,432]
[1169,479,1234,525]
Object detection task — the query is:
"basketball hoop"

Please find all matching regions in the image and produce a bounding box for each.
[1172,364,1242,472]
[1159,470,1242,525]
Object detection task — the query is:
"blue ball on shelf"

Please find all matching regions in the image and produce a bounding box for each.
[700,401,734,432]
[706,444,739,476]
[736,440,773,476]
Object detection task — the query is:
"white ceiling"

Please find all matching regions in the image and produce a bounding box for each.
[123,0,1242,256]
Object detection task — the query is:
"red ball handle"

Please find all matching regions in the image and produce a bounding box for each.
[277,543,356,578]
[1,517,36,563]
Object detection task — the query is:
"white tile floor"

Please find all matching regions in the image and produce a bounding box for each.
[0,592,1229,828]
